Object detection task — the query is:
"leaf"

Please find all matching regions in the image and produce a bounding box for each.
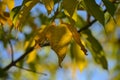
[62,0,78,17]
[70,40,87,72]
[0,1,7,11]
[102,0,116,16]
[10,6,21,20]
[42,0,54,14]
[62,0,79,21]
[6,0,14,11]
[83,0,105,25]
[63,23,87,55]
[46,24,72,67]
[0,12,12,26]
[115,7,120,26]
[13,0,39,30]
[83,29,108,70]
[26,49,37,63]
[36,23,87,67]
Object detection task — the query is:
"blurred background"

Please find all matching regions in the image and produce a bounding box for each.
[0,0,120,80]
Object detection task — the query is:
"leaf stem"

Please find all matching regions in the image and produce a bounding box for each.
[15,65,47,76]
[8,40,14,63]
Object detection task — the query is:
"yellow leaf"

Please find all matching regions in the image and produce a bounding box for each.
[105,18,115,32]
[0,12,12,26]
[24,40,35,50]
[71,40,87,72]
[42,0,54,14]
[63,23,87,55]
[46,24,72,67]
[26,49,37,63]
[13,0,39,30]
[6,0,14,11]
[0,1,7,11]
[64,10,78,22]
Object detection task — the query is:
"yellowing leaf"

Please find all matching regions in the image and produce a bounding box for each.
[42,0,54,14]
[6,0,14,11]
[63,23,87,55]
[24,40,36,50]
[0,12,12,26]
[36,23,87,67]
[26,49,37,63]
[0,1,7,11]
[46,24,72,67]
[105,18,115,32]
[70,40,87,72]
[13,0,39,30]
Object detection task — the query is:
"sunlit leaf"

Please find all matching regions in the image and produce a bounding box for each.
[0,1,7,11]
[70,40,87,72]
[83,0,105,25]
[6,0,14,11]
[42,0,54,14]
[63,23,87,55]
[13,0,39,30]
[102,0,116,16]
[105,18,115,33]
[27,49,37,63]
[83,29,108,70]
[0,12,12,26]
[46,24,72,67]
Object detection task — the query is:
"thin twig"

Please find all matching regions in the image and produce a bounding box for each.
[51,0,61,22]
[3,46,34,71]
[15,65,47,76]
[8,40,14,63]
[78,19,97,33]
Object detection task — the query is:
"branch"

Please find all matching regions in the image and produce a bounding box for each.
[50,1,61,22]
[78,9,108,33]
[78,19,97,33]
[3,47,34,71]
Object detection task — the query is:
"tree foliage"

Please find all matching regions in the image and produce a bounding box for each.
[0,0,120,80]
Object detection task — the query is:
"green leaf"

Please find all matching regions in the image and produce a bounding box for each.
[10,6,21,20]
[62,0,79,21]
[83,0,105,25]
[83,29,108,70]
[102,0,116,16]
